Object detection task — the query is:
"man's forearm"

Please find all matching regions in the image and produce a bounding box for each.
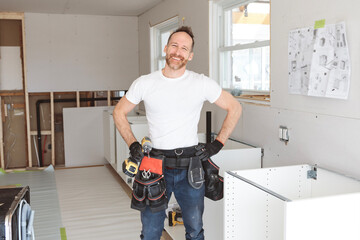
[114,115,137,147]
[214,91,242,144]
[216,104,242,144]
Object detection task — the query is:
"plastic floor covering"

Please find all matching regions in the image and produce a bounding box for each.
[54,166,142,240]
[0,166,62,240]
[0,165,142,240]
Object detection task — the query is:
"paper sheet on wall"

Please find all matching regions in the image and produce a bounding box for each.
[288,22,350,99]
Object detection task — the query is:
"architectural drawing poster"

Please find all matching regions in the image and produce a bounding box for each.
[288,22,350,99]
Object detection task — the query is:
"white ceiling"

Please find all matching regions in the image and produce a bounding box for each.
[0,0,163,16]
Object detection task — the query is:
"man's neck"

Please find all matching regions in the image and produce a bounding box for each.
[162,66,186,78]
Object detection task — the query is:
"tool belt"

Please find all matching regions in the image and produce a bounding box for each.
[152,146,197,169]
[153,144,224,200]
[202,157,224,201]
[131,155,168,213]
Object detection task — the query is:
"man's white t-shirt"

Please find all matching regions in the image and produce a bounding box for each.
[126,70,222,150]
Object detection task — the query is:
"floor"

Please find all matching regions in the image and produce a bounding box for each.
[0,165,172,240]
[55,165,143,240]
[0,166,62,240]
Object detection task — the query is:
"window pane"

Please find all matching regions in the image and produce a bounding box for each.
[160,31,171,57]
[151,16,178,71]
[225,1,270,46]
[221,46,270,91]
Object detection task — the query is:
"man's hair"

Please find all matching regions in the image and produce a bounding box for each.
[167,26,195,51]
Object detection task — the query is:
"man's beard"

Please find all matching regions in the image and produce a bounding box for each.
[165,54,188,70]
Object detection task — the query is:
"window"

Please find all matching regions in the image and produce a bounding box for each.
[150,17,179,72]
[210,0,270,98]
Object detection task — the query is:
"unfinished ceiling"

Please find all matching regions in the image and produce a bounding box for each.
[0,0,163,16]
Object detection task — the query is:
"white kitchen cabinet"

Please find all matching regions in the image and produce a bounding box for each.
[115,116,149,188]
[103,109,116,166]
[103,110,148,187]
[164,134,262,240]
[224,164,360,240]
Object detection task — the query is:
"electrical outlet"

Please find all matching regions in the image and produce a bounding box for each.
[279,126,289,142]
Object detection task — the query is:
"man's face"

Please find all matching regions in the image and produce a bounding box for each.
[164,32,194,71]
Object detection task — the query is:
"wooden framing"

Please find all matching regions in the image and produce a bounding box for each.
[0,12,31,168]
[107,90,111,106]
[50,92,55,166]
[76,91,80,107]
[30,131,51,135]
[0,97,4,169]
[236,94,270,101]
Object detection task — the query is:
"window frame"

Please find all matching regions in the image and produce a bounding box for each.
[150,16,179,72]
[209,0,270,101]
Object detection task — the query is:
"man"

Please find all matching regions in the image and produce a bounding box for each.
[113,26,241,240]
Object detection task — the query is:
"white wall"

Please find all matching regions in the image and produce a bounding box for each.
[138,0,360,180]
[25,13,139,92]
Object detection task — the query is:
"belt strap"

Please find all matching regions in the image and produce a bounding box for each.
[164,157,191,168]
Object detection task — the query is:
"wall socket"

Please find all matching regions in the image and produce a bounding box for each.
[279,126,289,142]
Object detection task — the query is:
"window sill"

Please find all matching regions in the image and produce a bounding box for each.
[234,94,270,106]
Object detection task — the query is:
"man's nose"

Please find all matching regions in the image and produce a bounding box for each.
[175,47,181,55]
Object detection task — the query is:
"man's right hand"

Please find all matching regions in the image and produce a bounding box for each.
[129,141,144,163]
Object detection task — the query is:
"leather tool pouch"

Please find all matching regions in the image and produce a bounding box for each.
[187,157,205,189]
[131,155,168,213]
[202,158,224,201]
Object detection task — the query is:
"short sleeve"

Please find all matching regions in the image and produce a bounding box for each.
[125,77,144,105]
[203,76,222,103]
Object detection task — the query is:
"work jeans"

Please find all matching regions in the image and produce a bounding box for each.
[140,167,205,240]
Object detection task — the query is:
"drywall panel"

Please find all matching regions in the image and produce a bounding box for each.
[25,13,139,92]
[63,106,110,167]
[0,47,23,90]
[270,0,360,118]
[229,103,360,180]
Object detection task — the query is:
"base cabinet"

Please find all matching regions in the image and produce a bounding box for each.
[103,110,148,187]
[225,165,360,240]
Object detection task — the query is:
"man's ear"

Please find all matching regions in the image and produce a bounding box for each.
[188,52,194,61]
[163,45,167,54]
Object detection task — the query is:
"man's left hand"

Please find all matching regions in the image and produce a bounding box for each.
[196,139,224,160]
